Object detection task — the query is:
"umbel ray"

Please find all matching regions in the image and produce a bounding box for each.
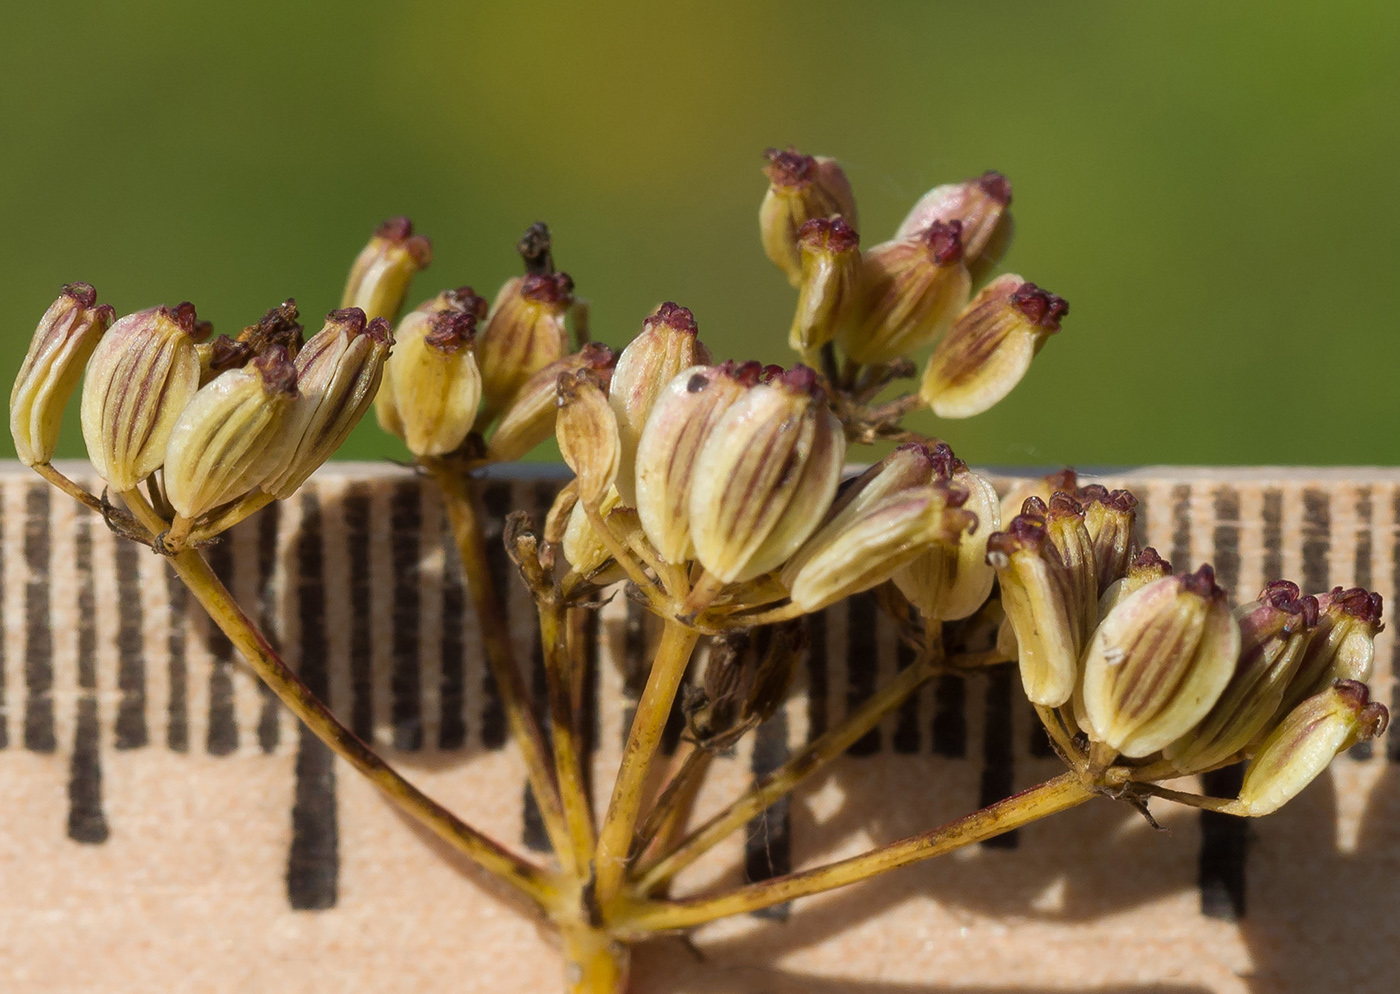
[9,148,1388,993]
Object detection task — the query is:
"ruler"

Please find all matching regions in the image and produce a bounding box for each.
[1,463,1395,993]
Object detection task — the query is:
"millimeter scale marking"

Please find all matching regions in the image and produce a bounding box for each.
[2,463,1398,992]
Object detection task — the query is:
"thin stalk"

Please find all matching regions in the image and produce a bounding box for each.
[1142,782,1244,814]
[632,744,712,862]
[595,619,700,904]
[541,598,597,873]
[32,462,106,514]
[424,458,576,874]
[618,772,1094,933]
[187,489,276,544]
[634,645,939,894]
[116,487,560,912]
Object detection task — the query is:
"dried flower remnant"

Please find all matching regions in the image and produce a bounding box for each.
[342,216,433,322]
[10,283,114,466]
[760,146,859,286]
[80,303,203,492]
[919,277,1067,418]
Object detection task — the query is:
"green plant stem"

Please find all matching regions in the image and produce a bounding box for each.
[633,644,939,895]
[116,487,560,912]
[595,619,700,905]
[540,598,597,874]
[617,772,1094,934]
[425,458,577,874]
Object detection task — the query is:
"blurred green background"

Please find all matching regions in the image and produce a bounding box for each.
[4,1,1398,466]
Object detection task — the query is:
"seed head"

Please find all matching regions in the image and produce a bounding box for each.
[381,289,487,457]
[759,147,859,286]
[609,303,711,506]
[789,216,861,354]
[163,346,300,520]
[1235,681,1388,817]
[634,361,760,564]
[263,310,393,498]
[11,284,114,466]
[895,171,1014,282]
[475,272,575,420]
[838,221,972,364]
[687,366,846,583]
[488,343,616,463]
[80,303,203,491]
[556,368,620,505]
[1079,565,1240,759]
[341,216,432,322]
[919,275,1066,418]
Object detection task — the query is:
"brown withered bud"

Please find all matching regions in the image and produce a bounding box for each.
[80,303,203,491]
[784,481,976,614]
[11,283,115,466]
[688,366,846,585]
[895,171,1014,281]
[919,276,1066,418]
[609,303,712,506]
[1277,586,1384,719]
[759,147,859,286]
[198,299,305,385]
[1235,681,1389,816]
[263,312,394,499]
[556,368,620,505]
[1079,565,1240,759]
[1077,485,1139,595]
[163,346,300,520]
[634,361,761,564]
[341,216,433,322]
[789,216,861,354]
[487,343,616,463]
[475,272,575,420]
[685,623,806,751]
[838,220,972,365]
[987,507,1080,707]
[1165,580,1320,775]
[516,221,554,276]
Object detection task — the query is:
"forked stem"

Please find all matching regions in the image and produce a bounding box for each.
[617,772,1095,933]
[541,599,598,874]
[595,619,701,904]
[116,487,560,912]
[426,457,577,874]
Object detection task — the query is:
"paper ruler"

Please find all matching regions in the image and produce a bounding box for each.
[1,463,1396,993]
